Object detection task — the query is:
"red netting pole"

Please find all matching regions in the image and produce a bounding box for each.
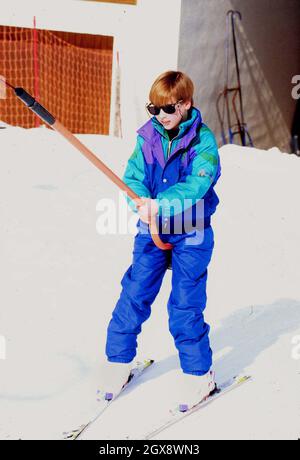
[116,51,123,139]
[33,17,40,127]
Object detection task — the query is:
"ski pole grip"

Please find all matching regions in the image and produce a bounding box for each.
[14,87,55,126]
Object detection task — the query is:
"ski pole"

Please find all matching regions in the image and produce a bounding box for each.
[0,79,172,251]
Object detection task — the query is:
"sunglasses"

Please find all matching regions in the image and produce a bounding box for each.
[146,100,182,116]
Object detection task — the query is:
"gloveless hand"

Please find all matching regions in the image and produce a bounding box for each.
[136,197,159,224]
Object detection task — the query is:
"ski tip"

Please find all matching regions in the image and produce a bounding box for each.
[62,426,84,440]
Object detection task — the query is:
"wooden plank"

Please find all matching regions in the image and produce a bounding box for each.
[82,0,137,5]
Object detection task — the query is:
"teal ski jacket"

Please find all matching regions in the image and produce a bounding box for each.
[123,107,221,233]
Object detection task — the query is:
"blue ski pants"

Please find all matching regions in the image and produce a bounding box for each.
[105,220,214,376]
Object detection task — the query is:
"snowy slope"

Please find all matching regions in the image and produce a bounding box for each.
[0,127,299,440]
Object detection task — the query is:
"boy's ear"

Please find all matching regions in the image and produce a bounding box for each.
[184,100,192,110]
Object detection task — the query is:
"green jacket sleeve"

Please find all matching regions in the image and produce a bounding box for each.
[122,136,152,213]
[156,127,219,217]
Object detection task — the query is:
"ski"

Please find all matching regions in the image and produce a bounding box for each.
[63,358,154,440]
[143,375,252,440]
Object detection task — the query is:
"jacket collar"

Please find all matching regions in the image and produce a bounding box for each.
[137,107,202,147]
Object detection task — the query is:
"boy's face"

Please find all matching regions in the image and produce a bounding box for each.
[156,100,192,130]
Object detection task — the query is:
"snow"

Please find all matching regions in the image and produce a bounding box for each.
[0,126,299,440]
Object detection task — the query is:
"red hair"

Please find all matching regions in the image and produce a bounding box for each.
[149,71,194,106]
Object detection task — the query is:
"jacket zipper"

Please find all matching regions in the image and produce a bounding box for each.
[167,140,172,159]
[167,132,180,160]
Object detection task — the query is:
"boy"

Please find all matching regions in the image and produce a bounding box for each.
[101,71,221,410]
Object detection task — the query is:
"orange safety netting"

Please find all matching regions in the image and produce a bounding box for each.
[0,25,113,134]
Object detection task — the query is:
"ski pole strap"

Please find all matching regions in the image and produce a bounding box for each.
[14,87,55,125]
